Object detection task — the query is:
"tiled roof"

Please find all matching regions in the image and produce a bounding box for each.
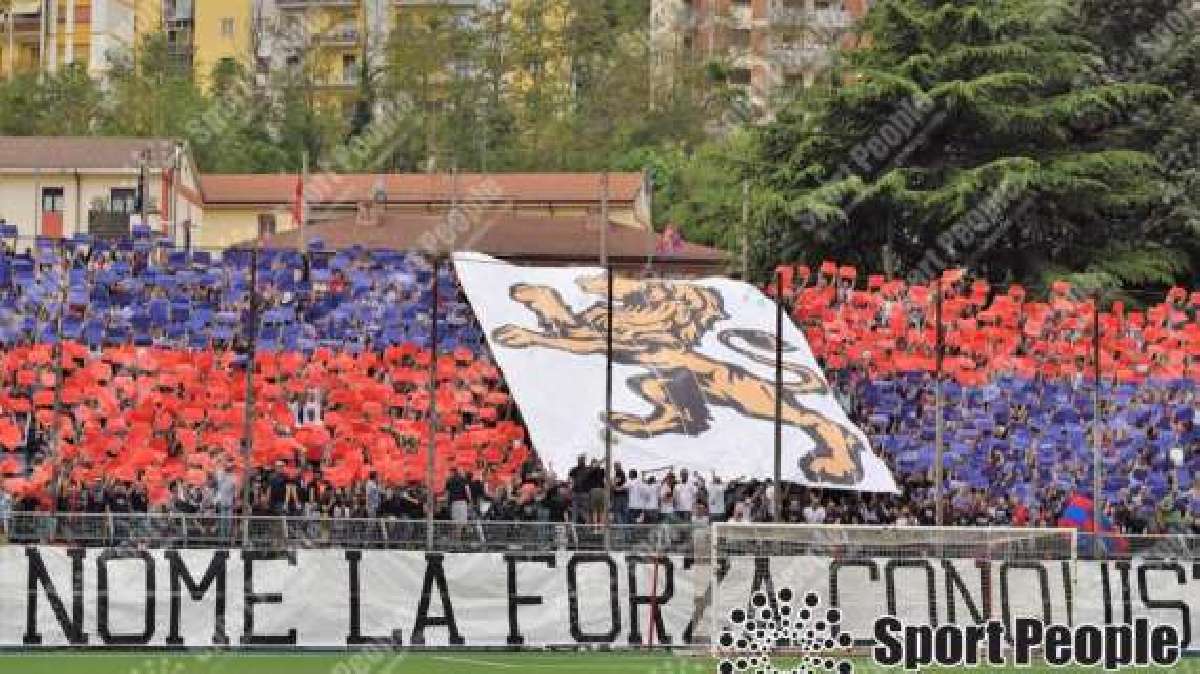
[200,172,643,205]
[246,212,726,267]
[0,136,180,170]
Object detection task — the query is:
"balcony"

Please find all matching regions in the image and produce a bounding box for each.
[311,27,361,47]
[395,0,478,6]
[312,73,359,89]
[771,6,853,29]
[277,0,359,9]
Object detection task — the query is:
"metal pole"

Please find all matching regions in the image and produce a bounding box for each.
[298,151,307,253]
[171,146,180,245]
[241,248,259,546]
[600,172,609,266]
[425,255,440,552]
[934,280,945,526]
[139,152,148,227]
[49,240,66,516]
[774,268,783,523]
[604,265,614,544]
[1092,292,1103,557]
[741,181,750,280]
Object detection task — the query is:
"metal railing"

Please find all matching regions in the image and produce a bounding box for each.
[0,512,1195,560]
[0,512,711,554]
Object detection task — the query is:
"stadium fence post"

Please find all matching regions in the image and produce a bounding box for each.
[241,246,259,548]
[1092,291,1102,559]
[604,263,613,549]
[934,279,944,526]
[774,268,783,523]
[425,252,439,552]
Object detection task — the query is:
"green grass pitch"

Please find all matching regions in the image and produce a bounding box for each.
[0,652,1196,674]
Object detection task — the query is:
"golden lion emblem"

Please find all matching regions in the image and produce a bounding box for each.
[491,275,866,485]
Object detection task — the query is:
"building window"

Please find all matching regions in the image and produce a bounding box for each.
[220,18,235,38]
[729,68,752,85]
[258,214,276,238]
[110,188,137,214]
[342,54,358,83]
[41,188,65,213]
[730,28,751,49]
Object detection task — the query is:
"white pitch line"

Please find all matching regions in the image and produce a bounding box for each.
[431,654,521,668]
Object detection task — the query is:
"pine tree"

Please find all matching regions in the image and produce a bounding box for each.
[754,0,1175,289]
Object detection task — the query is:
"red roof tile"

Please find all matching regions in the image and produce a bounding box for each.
[200,172,644,206]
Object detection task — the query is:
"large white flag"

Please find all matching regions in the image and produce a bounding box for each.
[454,253,898,493]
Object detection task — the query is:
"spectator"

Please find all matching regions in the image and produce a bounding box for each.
[445,468,472,524]
[568,455,590,524]
[611,462,628,525]
[802,495,827,524]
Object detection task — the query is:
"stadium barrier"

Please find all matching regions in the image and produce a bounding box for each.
[0,524,1195,650]
[1,512,1197,559]
[1,512,711,554]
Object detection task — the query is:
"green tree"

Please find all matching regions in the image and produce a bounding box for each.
[748,0,1173,289]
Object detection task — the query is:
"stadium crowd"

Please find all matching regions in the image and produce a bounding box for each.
[0,232,1196,537]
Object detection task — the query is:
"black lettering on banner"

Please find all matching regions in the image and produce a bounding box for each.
[1138,562,1191,650]
[1099,558,1128,623]
[681,555,730,645]
[345,551,399,646]
[23,547,88,645]
[96,549,155,645]
[566,554,620,643]
[240,550,297,645]
[830,559,879,647]
[165,550,229,646]
[884,559,937,627]
[1060,561,1074,627]
[411,553,464,646]
[942,560,988,625]
[627,556,673,646]
[999,562,1051,643]
[504,553,555,646]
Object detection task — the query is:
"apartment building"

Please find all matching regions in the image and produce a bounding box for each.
[652,0,870,120]
[0,0,162,79]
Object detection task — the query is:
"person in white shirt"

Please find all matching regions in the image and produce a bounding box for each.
[802,496,827,524]
[659,476,677,524]
[674,469,697,523]
[642,475,660,524]
[707,475,726,521]
[625,469,643,522]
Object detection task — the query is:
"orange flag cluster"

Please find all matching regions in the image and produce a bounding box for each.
[771,263,1200,385]
[0,342,528,508]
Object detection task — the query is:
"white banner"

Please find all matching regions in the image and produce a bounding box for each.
[453,253,898,492]
[0,547,1196,650]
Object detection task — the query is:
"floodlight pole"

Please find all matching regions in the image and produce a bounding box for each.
[934,281,945,527]
[1092,292,1103,558]
[774,268,783,523]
